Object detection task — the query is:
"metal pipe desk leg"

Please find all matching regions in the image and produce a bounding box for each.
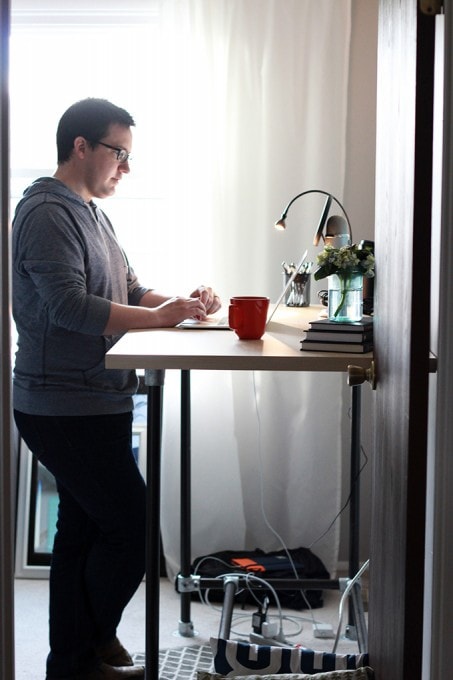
[349,385,361,579]
[145,368,165,680]
[179,370,195,636]
[346,384,362,640]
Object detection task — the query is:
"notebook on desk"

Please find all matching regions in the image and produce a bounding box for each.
[178,249,308,330]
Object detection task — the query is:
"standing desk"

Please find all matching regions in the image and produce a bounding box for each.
[105,306,373,680]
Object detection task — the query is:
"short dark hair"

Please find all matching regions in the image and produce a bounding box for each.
[56,98,136,163]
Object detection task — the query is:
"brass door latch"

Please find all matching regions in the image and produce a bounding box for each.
[419,0,443,15]
[347,361,376,390]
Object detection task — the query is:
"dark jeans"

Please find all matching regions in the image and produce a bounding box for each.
[14,410,146,678]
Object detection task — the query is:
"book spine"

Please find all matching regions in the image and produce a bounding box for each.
[300,341,373,353]
[308,320,373,332]
[304,331,373,343]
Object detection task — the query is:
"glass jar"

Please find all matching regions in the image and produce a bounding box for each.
[328,271,363,322]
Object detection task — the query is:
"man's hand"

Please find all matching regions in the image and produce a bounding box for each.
[189,286,222,315]
[156,296,209,324]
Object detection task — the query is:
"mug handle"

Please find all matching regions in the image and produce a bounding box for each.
[228,305,243,330]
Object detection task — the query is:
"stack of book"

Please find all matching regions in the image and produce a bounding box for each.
[300,316,374,353]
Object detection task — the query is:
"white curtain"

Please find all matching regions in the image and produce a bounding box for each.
[157,0,352,579]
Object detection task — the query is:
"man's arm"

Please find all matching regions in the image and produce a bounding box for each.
[103,285,221,335]
[103,295,209,335]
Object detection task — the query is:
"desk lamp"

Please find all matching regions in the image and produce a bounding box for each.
[274,189,353,248]
[275,189,354,308]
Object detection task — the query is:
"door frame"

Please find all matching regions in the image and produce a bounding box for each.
[0,1,15,679]
[426,2,453,677]
[369,2,435,679]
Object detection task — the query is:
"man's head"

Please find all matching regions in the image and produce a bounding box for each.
[56,98,135,163]
[54,98,135,201]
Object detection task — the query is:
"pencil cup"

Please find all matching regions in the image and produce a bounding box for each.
[283,272,311,307]
[228,296,270,340]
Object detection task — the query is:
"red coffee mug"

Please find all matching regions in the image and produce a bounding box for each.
[228,296,270,340]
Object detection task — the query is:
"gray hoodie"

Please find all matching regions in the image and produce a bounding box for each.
[12,177,149,416]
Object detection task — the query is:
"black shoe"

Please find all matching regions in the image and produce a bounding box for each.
[96,638,134,667]
[80,663,145,679]
[46,662,145,680]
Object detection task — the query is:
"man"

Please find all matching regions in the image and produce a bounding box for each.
[12,98,221,680]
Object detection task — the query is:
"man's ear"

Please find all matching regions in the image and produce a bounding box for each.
[73,136,88,158]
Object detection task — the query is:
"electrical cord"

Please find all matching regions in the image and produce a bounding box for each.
[308,445,368,550]
[195,568,287,636]
[308,397,369,549]
[193,558,330,643]
[251,372,317,628]
[193,559,286,625]
[229,613,305,640]
[193,556,246,609]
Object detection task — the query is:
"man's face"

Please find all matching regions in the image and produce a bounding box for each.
[83,123,132,200]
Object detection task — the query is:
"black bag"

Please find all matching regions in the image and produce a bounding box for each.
[187,546,330,610]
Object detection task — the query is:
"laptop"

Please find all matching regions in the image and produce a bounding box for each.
[178,249,308,330]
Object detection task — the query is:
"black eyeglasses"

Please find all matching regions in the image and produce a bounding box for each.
[96,141,132,163]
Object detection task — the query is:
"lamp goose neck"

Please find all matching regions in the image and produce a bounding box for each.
[279,189,353,243]
[281,189,330,218]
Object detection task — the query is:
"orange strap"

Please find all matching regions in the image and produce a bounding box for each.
[231,557,266,572]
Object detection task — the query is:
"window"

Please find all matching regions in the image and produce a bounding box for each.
[10,5,189,288]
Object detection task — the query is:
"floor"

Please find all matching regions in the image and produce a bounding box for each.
[14,575,367,679]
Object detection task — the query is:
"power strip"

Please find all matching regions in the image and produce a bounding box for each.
[262,621,279,638]
[313,623,335,639]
